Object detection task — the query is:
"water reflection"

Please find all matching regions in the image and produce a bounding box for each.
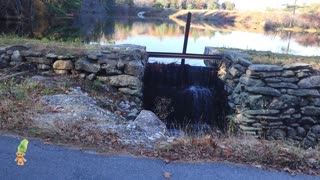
[1,15,320,59]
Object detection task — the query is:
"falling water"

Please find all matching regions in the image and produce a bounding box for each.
[172,86,214,128]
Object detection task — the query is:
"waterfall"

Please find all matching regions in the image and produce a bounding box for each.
[173,86,214,126]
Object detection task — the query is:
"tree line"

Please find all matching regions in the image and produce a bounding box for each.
[135,0,236,10]
[0,0,82,20]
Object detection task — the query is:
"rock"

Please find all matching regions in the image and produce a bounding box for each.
[281,70,295,77]
[228,67,242,77]
[11,50,23,62]
[287,127,297,138]
[20,50,41,57]
[281,77,299,83]
[101,64,122,75]
[75,58,100,73]
[300,117,316,124]
[117,61,125,70]
[247,87,281,97]
[46,53,58,59]
[297,71,311,78]
[287,89,320,97]
[254,115,283,121]
[86,73,96,81]
[6,45,30,51]
[300,98,309,106]
[264,77,282,83]
[53,60,74,70]
[313,98,320,106]
[283,108,296,115]
[124,61,144,78]
[283,63,312,70]
[118,88,142,96]
[271,129,286,140]
[248,95,266,109]
[239,77,265,87]
[37,64,51,70]
[59,55,75,60]
[25,57,54,65]
[246,70,281,78]
[296,127,306,137]
[311,125,320,134]
[267,83,298,89]
[0,56,9,68]
[248,64,283,72]
[105,75,141,89]
[133,110,168,138]
[268,95,300,110]
[244,109,280,115]
[87,54,99,60]
[240,125,261,131]
[301,106,320,116]
[233,64,246,72]
[54,70,69,75]
[298,76,320,89]
[238,57,252,67]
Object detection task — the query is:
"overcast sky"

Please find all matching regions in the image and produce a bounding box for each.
[232,0,320,10]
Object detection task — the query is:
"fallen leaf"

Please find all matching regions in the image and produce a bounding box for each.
[51,109,60,113]
[163,158,170,164]
[163,172,171,179]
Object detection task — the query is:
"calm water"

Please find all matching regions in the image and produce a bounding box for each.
[1,14,320,66]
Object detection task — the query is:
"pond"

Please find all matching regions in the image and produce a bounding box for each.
[1,14,320,66]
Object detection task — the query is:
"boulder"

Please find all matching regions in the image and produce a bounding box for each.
[53,60,74,70]
[133,110,169,138]
[118,88,142,96]
[298,76,320,89]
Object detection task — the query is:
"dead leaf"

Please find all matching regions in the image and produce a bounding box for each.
[111,138,117,143]
[163,172,171,179]
[51,109,60,113]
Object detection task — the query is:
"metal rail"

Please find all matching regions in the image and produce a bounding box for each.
[147,52,222,60]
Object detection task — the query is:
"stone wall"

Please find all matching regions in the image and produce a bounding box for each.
[0,44,147,97]
[205,47,320,147]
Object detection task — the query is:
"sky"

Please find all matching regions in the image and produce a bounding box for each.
[231,0,320,10]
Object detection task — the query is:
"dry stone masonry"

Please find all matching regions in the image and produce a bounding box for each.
[205,47,320,147]
[0,44,147,97]
[2,44,320,147]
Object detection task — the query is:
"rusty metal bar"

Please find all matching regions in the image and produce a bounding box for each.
[147,52,222,60]
[181,12,192,65]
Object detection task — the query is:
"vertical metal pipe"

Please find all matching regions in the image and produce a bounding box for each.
[181,12,192,65]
